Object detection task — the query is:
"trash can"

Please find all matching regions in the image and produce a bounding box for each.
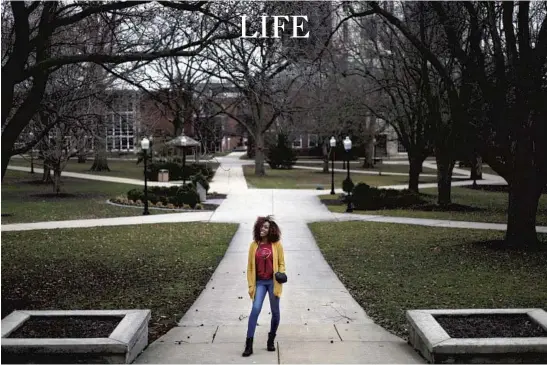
[158,169,169,182]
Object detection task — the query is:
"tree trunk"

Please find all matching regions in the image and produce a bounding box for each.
[247,135,255,158]
[408,155,424,193]
[53,166,62,194]
[470,153,482,180]
[78,155,87,163]
[362,135,375,168]
[254,133,265,176]
[506,176,542,247]
[435,153,455,206]
[90,134,110,171]
[42,160,52,184]
[322,141,329,173]
[1,152,11,181]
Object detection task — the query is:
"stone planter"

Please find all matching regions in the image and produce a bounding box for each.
[407,308,547,363]
[1,310,150,364]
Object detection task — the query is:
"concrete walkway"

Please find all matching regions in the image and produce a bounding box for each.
[4,153,536,363]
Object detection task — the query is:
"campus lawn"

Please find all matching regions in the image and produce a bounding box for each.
[242,165,463,189]
[309,221,547,340]
[293,161,441,175]
[319,186,547,225]
[1,170,174,224]
[1,223,238,343]
[8,157,219,181]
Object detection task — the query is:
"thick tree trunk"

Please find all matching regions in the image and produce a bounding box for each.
[506,177,542,247]
[408,156,424,193]
[362,135,375,168]
[1,152,11,181]
[470,153,482,180]
[90,134,110,172]
[435,153,455,206]
[53,167,62,194]
[322,141,329,173]
[42,159,52,184]
[254,133,265,176]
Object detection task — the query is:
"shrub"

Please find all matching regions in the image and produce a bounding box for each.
[266,134,298,169]
[145,162,214,182]
[342,177,355,194]
[127,189,144,202]
[190,172,210,192]
[194,203,203,210]
[351,183,424,210]
[126,184,200,209]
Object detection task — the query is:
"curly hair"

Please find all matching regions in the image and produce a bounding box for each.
[253,215,281,243]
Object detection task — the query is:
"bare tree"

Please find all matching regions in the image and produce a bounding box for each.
[349,1,547,246]
[1,1,238,180]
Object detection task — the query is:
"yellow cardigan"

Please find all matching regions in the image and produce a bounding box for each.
[247,241,286,300]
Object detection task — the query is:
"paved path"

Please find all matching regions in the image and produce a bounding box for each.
[4,153,536,363]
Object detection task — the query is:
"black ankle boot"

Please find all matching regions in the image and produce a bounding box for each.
[242,337,253,357]
[267,332,276,351]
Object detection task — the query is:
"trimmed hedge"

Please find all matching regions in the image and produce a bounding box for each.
[351,183,424,210]
[266,134,298,169]
[127,184,200,208]
[146,162,214,182]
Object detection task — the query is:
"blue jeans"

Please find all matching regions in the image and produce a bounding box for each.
[246,279,280,338]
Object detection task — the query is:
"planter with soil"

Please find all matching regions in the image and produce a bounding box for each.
[407,308,547,364]
[1,309,150,364]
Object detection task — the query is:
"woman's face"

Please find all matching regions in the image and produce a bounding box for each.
[260,221,270,238]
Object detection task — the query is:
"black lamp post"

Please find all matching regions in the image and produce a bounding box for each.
[181,136,188,185]
[330,136,336,195]
[343,136,354,212]
[141,137,150,215]
[29,131,35,174]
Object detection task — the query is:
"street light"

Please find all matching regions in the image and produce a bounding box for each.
[329,136,336,195]
[141,137,150,216]
[343,136,354,213]
[28,131,35,174]
[181,135,188,185]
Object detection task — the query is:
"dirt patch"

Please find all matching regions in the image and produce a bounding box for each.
[434,314,547,338]
[8,316,122,338]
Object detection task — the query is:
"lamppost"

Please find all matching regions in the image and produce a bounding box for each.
[343,136,354,213]
[181,135,188,185]
[149,136,154,161]
[330,136,336,195]
[141,137,150,216]
[29,131,35,174]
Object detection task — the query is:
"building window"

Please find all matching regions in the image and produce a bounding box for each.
[292,135,302,149]
[106,112,136,152]
[308,134,318,148]
[397,140,406,153]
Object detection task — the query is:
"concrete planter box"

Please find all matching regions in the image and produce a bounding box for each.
[1,310,150,364]
[407,308,547,364]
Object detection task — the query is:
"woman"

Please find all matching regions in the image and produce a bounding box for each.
[242,215,286,357]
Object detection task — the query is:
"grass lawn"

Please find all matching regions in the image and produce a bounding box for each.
[8,157,219,181]
[1,170,176,224]
[319,186,547,225]
[1,223,238,343]
[309,221,547,339]
[294,161,442,175]
[242,165,461,189]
